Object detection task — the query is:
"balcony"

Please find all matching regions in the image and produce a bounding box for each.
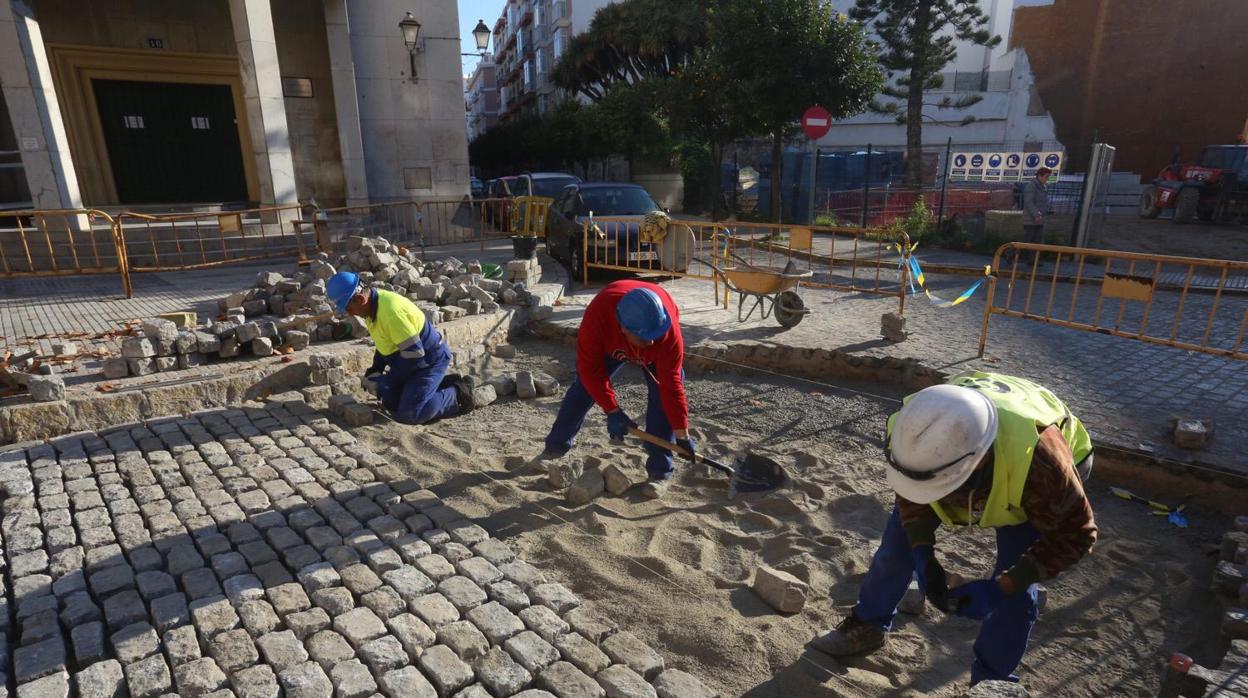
[553,0,570,24]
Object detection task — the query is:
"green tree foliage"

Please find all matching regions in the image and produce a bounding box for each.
[713,1,883,221]
[850,0,1001,185]
[551,0,708,101]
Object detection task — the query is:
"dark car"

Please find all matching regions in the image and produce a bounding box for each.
[545,182,662,274]
[523,172,581,199]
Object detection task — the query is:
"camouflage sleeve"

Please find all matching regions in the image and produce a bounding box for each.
[1005,425,1098,590]
[897,495,940,547]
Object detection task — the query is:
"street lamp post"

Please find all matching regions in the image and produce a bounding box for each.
[399,12,422,82]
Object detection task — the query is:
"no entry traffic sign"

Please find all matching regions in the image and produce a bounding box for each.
[802,105,832,140]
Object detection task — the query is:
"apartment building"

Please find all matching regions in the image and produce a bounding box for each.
[466,61,500,141]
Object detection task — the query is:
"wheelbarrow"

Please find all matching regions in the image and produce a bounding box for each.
[694,254,813,328]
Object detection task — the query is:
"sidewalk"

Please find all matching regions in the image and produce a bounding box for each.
[542,267,1248,477]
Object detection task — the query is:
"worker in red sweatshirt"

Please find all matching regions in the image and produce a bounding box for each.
[543,280,692,498]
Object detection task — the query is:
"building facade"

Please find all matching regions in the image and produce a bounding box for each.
[817,0,1061,158]
[1011,0,1248,175]
[465,61,499,141]
[0,0,470,210]
[487,0,615,125]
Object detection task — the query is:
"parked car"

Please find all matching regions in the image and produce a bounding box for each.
[522,172,581,199]
[469,176,484,198]
[545,182,664,275]
[484,176,521,227]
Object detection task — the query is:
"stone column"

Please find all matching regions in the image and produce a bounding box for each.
[0,0,82,210]
[344,0,470,202]
[228,0,298,205]
[323,0,369,207]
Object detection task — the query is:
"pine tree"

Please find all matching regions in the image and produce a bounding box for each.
[850,0,1000,185]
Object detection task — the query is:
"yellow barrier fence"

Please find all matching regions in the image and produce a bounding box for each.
[979,242,1248,360]
[0,208,127,293]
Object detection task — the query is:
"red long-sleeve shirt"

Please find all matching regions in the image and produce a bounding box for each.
[577,280,688,430]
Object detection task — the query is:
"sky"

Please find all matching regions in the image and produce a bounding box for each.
[460,0,507,77]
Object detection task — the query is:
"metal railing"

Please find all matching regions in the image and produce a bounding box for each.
[580,217,731,303]
[724,221,911,315]
[115,204,312,274]
[578,218,912,314]
[979,242,1248,360]
[0,208,128,294]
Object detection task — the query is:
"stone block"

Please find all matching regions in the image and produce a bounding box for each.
[412,592,461,629]
[601,631,665,680]
[1173,418,1210,449]
[236,322,262,344]
[142,318,178,343]
[123,654,172,698]
[207,627,259,673]
[341,403,373,427]
[174,331,197,354]
[333,607,388,648]
[71,621,108,666]
[102,358,129,379]
[252,337,274,357]
[602,464,634,496]
[752,565,808,613]
[286,608,331,641]
[306,629,354,672]
[256,630,309,673]
[359,635,409,674]
[121,337,155,359]
[967,680,1030,697]
[177,353,203,370]
[537,662,604,698]
[515,371,538,399]
[285,330,310,351]
[472,384,498,408]
[387,612,436,660]
[653,669,717,698]
[474,647,532,697]
[547,459,583,489]
[155,356,177,372]
[566,468,605,505]
[19,671,70,698]
[379,666,437,698]
[218,338,240,359]
[173,658,228,698]
[277,661,332,698]
[437,620,490,661]
[111,621,160,663]
[194,331,220,353]
[76,659,125,698]
[330,659,377,698]
[881,311,907,342]
[418,645,474,696]
[597,664,657,698]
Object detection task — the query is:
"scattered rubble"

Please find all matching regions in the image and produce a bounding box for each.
[88,235,556,384]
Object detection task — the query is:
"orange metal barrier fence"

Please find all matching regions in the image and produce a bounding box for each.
[0,208,127,293]
[979,242,1248,360]
[577,218,911,314]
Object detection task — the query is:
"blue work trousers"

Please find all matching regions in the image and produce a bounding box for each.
[378,355,459,425]
[544,357,679,480]
[854,506,1041,685]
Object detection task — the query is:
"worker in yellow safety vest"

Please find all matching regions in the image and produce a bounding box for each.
[811,371,1096,688]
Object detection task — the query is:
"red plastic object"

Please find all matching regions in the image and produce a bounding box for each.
[1168,653,1193,673]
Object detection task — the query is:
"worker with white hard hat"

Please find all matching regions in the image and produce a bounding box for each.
[811,371,1096,688]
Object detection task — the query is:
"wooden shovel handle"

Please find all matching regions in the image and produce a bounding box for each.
[626,427,735,476]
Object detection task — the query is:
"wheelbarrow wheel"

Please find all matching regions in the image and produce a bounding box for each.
[775,290,806,329]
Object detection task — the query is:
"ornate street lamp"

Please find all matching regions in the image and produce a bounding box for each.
[400,12,422,81]
[472,19,491,54]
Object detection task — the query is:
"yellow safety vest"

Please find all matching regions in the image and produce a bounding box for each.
[889,371,1092,528]
[363,289,426,356]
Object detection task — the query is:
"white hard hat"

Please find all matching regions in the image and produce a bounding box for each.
[886,384,997,504]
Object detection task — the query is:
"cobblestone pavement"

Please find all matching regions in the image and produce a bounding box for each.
[555,269,1248,475]
[0,399,713,697]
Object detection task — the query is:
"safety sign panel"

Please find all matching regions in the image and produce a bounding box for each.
[950,151,1063,181]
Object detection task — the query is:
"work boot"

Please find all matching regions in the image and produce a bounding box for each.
[639,478,670,500]
[809,612,887,657]
[448,375,477,415]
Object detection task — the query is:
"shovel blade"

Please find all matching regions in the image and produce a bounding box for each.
[730,451,788,493]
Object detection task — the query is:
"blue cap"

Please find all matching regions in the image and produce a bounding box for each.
[326,271,361,314]
[616,287,671,341]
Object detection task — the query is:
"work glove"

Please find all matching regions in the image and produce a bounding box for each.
[911,545,953,613]
[948,579,1005,620]
[361,373,381,397]
[675,436,698,463]
[606,410,636,443]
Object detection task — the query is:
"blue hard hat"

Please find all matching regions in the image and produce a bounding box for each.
[326,271,361,314]
[616,287,671,341]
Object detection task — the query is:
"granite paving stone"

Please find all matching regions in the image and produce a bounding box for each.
[0,409,710,696]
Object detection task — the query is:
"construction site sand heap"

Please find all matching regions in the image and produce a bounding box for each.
[85,235,546,389]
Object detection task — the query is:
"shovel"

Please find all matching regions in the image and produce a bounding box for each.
[627,427,788,494]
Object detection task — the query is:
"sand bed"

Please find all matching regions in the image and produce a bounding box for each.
[355,339,1225,697]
